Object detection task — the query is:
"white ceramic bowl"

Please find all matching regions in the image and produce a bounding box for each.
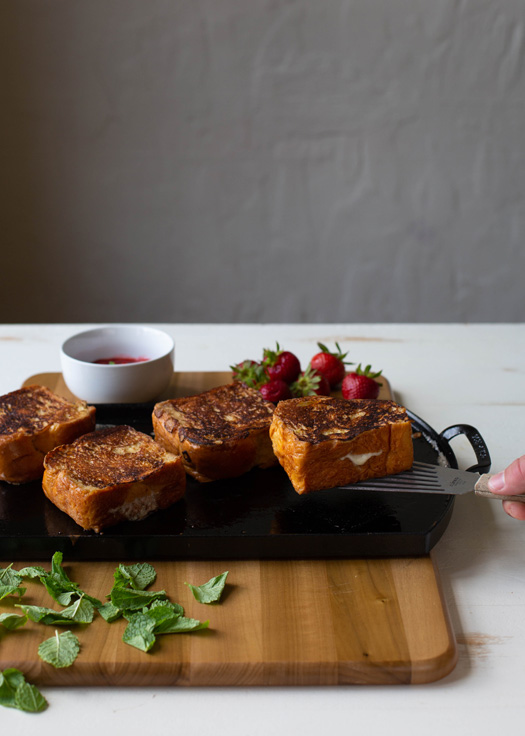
[60,325,175,404]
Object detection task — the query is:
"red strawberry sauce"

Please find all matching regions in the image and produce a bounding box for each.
[93,356,148,365]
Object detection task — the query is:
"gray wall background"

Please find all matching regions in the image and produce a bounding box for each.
[2,0,525,324]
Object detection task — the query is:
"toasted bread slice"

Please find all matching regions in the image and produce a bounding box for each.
[269,396,413,495]
[42,425,186,532]
[152,382,277,482]
[0,385,96,484]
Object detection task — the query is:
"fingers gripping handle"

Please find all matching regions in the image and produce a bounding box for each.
[474,475,525,503]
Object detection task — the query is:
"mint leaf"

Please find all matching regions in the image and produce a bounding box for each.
[98,601,122,623]
[41,576,77,606]
[145,599,184,619]
[61,596,95,624]
[157,600,184,616]
[156,616,209,634]
[0,668,24,709]
[0,565,25,601]
[110,587,168,612]
[1,667,24,689]
[104,562,161,620]
[122,613,157,652]
[185,571,229,604]
[114,563,157,591]
[41,552,101,608]
[0,668,47,712]
[18,566,47,579]
[121,598,208,651]
[17,605,77,626]
[50,551,68,583]
[17,596,95,625]
[0,612,27,631]
[0,584,26,602]
[16,605,64,625]
[14,681,47,712]
[38,630,80,668]
[0,565,22,588]
[0,671,20,710]
[40,576,77,606]
[142,601,185,633]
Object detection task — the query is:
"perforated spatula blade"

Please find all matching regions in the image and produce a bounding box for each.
[341,461,524,503]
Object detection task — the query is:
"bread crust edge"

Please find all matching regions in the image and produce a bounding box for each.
[269,413,414,495]
[42,452,186,533]
[0,406,96,484]
[152,405,277,483]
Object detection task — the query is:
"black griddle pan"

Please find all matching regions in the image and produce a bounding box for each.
[0,406,491,561]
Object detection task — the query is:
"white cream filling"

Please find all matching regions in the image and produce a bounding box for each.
[340,450,383,466]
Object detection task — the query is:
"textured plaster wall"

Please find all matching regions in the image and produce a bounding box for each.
[1,0,525,323]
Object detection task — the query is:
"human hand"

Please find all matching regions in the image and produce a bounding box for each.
[488,456,525,520]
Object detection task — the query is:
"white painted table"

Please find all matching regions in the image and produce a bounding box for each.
[1,323,524,734]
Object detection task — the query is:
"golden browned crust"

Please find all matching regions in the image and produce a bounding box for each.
[0,385,96,484]
[269,396,414,494]
[42,425,186,533]
[152,382,277,482]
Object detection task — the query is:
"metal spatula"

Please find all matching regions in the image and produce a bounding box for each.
[341,461,525,503]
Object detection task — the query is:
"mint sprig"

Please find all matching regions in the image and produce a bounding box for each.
[108,569,210,652]
[101,563,163,621]
[121,602,209,652]
[40,552,102,608]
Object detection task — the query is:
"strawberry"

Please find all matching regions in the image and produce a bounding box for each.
[309,342,353,388]
[341,364,383,400]
[231,360,265,388]
[263,342,301,384]
[291,365,331,397]
[259,379,292,403]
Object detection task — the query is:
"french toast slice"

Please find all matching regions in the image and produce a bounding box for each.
[269,396,413,495]
[42,425,186,533]
[0,384,96,484]
[152,382,278,482]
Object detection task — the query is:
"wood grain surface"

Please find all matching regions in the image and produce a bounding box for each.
[0,557,456,686]
[0,371,458,686]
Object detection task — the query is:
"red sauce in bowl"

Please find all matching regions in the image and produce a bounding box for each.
[93,356,148,365]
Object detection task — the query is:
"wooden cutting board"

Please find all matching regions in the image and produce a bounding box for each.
[0,372,458,686]
[0,556,456,686]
